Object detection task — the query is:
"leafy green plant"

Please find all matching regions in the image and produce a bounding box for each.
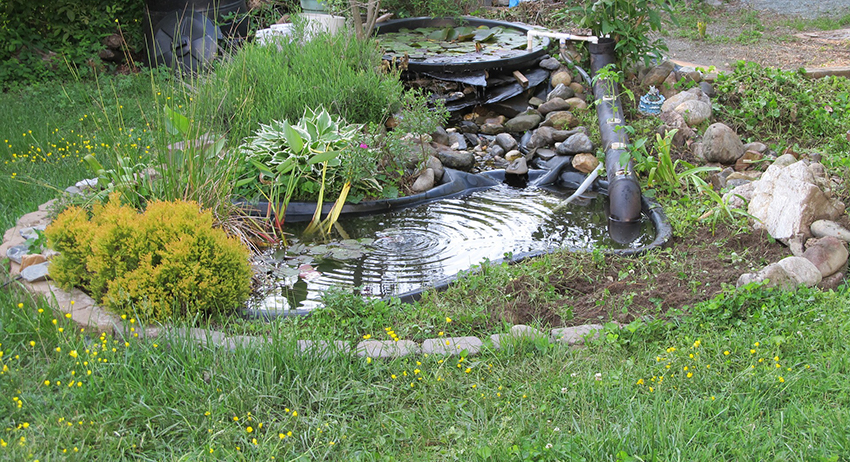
[645,129,719,194]
[693,176,756,233]
[45,194,252,321]
[555,0,678,68]
[591,63,634,121]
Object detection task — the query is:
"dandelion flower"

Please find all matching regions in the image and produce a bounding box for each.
[723,351,730,355]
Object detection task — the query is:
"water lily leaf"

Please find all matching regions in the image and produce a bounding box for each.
[328,248,363,261]
[308,245,330,255]
[428,28,449,41]
[274,266,300,278]
[455,26,475,41]
[445,27,459,41]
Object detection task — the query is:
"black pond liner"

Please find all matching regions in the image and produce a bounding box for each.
[373,17,551,73]
[238,166,672,319]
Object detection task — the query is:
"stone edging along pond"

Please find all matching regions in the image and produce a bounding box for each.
[0,198,609,357]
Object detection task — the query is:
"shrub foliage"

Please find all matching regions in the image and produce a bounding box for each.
[46,194,252,321]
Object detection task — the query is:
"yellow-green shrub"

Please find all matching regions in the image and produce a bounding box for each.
[46,195,252,321]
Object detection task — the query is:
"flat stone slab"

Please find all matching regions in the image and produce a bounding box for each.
[421,336,482,356]
[550,324,604,345]
[355,340,418,358]
[297,340,351,358]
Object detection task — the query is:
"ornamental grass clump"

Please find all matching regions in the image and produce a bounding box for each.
[45,194,252,321]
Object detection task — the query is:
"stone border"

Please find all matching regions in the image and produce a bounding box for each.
[1,200,607,358]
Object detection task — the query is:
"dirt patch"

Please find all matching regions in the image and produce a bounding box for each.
[498,224,791,328]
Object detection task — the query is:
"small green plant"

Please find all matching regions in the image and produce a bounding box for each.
[555,0,678,68]
[591,63,634,122]
[645,129,719,194]
[45,194,252,321]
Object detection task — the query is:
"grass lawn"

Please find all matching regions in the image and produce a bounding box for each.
[2,28,850,462]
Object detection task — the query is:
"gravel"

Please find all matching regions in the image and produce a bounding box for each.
[739,0,850,19]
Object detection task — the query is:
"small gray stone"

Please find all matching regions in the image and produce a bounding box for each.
[547,84,575,102]
[506,157,529,175]
[661,90,698,113]
[742,141,768,154]
[528,97,545,107]
[504,112,543,133]
[556,133,594,155]
[802,236,849,277]
[480,123,505,135]
[488,144,505,159]
[355,340,418,358]
[19,225,45,241]
[458,121,479,134]
[505,150,523,162]
[421,336,483,356]
[430,126,450,146]
[565,97,588,110]
[550,69,572,87]
[411,168,436,193]
[536,148,557,160]
[7,244,29,265]
[494,133,518,152]
[702,123,744,164]
[550,324,604,345]
[509,324,547,340]
[642,60,675,87]
[539,57,561,70]
[64,186,82,195]
[448,132,467,151]
[541,111,579,130]
[737,256,822,289]
[538,97,571,116]
[811,220,850,242]
[426,156,444,182]
[436,150,475,171]
[674,100,712,126]
[21,261,50,282]
[699,81,716,98]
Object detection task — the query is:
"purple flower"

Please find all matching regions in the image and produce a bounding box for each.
[359,143,368,149]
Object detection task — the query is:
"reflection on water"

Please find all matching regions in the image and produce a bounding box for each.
[252,182,654,314]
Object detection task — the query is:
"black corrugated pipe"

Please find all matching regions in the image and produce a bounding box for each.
[588,38,643,244]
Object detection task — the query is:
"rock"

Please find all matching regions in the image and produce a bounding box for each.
[550,324,604,345]
[642,60,676,87]
[527,127,555,149]
[819,272,846,291]
[572,153,599,173]
[748,160,846,240]
[458,121,479,134]
[657,110,695,147]
[411,168,435,193]
[505,150,524,162]
[504,111,542,133]
[436,150,475,171]
[699,81,716,97]
[537,97,571,116]
[20,254,48,271]
[737,256,822,289]
[494,133,518,152]
[6,244,28,265]
[709,166,734,190]
[480,123,505,135]
[21,261,50,283]
[811,220,850,242]
[702,123,744,164]
[487,93,530,118]
[430,126,450,146]
[674,100,712,126]
[559,170,586,189]
[464,133,480,149]
[661,90,698,113]
[551,69,572,87]
[488,144,506,159]
[556,133,594,155]
[420,336,482,356]
[448,132,467,150]
[539,57,561,70]
[722,182,755,209]
[528,96,545,107]
[547,84,575,102]
[565,97,588,110]
[660,72,679,100]
[425,156,444,182]
[734,150,764,171]
[569,82,585,95]
[541,111,578,130]
[802,236,848,277]
[676,66,702,83]
[742,141,768,154]
[510,324,547,340]
[772,153,798,169]
[553,127,585,142]
[536,148,557,160]
[506,157,529,175]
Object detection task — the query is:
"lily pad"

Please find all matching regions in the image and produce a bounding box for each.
[328,248,364,261]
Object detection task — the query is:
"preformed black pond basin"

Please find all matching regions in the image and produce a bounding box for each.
[246,169,670,318]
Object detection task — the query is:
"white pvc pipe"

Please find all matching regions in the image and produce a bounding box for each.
[526,30,598,52]
[553,163,603,211]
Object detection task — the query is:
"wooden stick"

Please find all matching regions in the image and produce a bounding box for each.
[512,70,529,88]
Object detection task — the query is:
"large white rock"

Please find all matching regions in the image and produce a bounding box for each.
[674,100,712,126]
[747,160,845,240]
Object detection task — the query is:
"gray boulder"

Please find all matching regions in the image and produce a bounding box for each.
[504,112,542,133]
[541,111,578,130]
[547,84,575,101]
[802,236,849,277]
[702,123,744,164]
[675,100,712,126]
[506,157,529,175]
[436,150,475,171]
[425,156,444,182]
[556,133,594,155]
[411,168,436,193]
[494,133,518,152]
[811,220,850,242]
[737,256,822,289]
